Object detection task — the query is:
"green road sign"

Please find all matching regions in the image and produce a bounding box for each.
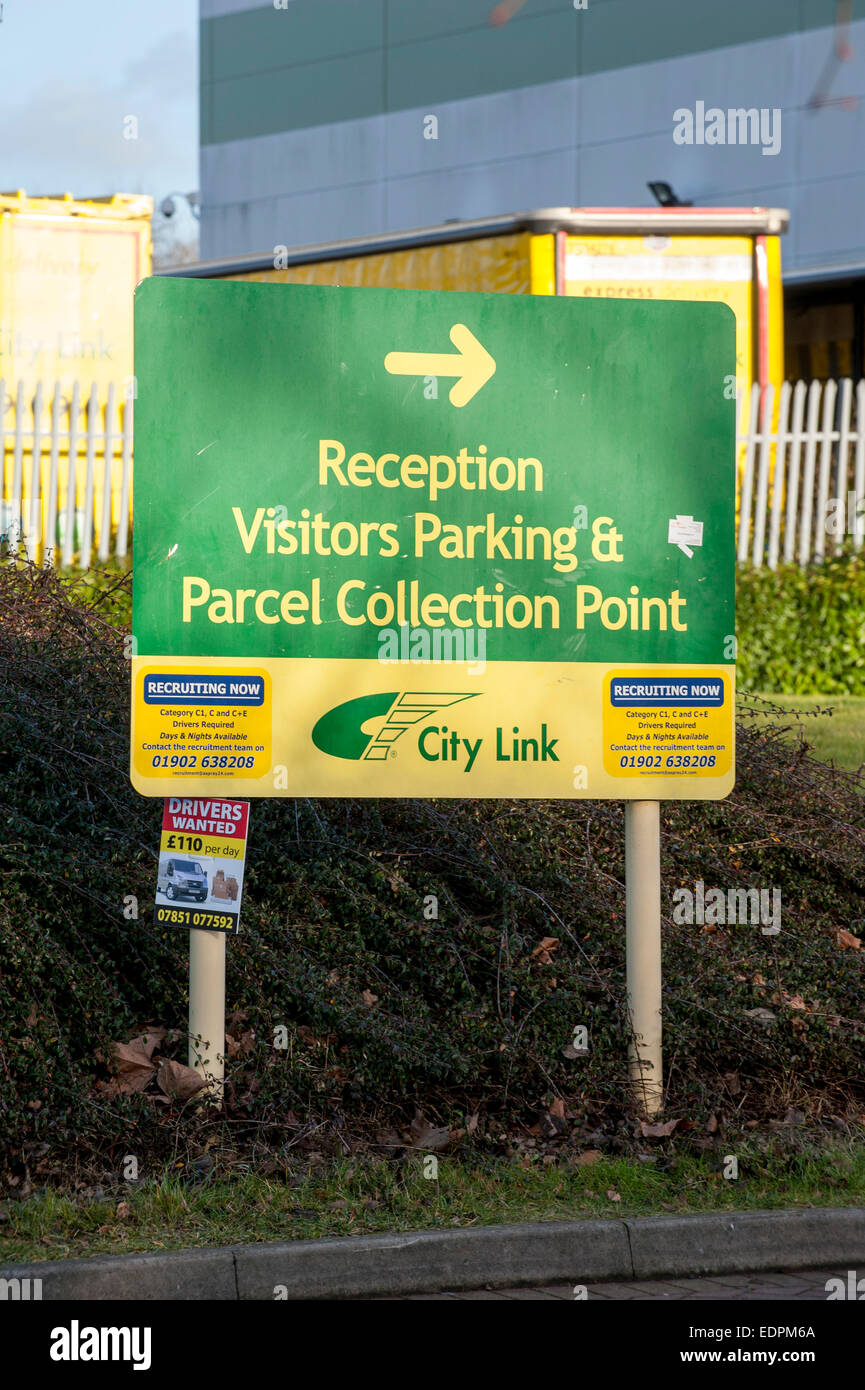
[131,278,735,799]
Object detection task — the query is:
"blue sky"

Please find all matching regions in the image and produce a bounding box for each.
[0,0,198,207]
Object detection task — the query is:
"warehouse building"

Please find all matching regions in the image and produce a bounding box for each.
[199,0,865,377]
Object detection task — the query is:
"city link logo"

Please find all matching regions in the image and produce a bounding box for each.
[312,691,560,772]
[312,691,477,762]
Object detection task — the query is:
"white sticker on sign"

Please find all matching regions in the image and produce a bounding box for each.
[668,514,704,558]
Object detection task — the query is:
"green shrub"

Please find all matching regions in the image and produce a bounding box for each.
[1,561,865,1186]
[737,551,865,693]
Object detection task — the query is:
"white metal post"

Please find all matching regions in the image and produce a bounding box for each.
[188,929,226,1101]
[625,800,663,1118]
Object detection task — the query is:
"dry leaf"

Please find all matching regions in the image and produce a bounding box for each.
[606,1188,622,1202]
[706,1113,719,1134]
[156,1059,207,1101]
[531,936,559,965]
[128,1028,166,1060]
[779,1106,805,1129]
[466,1111,480,1134]
[375,1128,402,1149]
[837,929,862,950]
[361,990,379,1007]
[640,1118,679,1138]
[113,1040,156,1071]
[575,1149,602,1166]
[410,1111,451,1151]
[108,1041,157,1094]
[743,1007,777,1023]
[116,1201,131,1220]
[540,1103,568,1139]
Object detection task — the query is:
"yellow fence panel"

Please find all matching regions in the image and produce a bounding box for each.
[0,379,133,568]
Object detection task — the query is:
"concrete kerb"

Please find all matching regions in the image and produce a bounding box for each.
[235,1218,630,1300]
[2,1208,863,1300]
[0,1244,238,1301]
[624,1207,865,1280]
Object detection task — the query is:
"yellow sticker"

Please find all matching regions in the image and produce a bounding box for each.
[603,669,733,779]
[133,667,272,780]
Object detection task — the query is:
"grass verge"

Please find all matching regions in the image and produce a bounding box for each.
[4,1144,864,1264]
[746,694,865,773]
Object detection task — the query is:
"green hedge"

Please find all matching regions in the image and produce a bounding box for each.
[737,551,865,694]
[2,561,865,1182]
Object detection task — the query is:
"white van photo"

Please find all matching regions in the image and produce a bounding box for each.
[157,857,208,903]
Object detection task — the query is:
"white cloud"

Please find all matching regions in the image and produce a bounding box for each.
[0,29,197,202]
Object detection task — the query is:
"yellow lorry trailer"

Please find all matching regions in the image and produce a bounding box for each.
[0,191,151,564]
[0,190,152,398]
[170,206,789,402]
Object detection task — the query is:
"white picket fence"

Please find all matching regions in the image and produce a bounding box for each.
[0,379,133,569]
[1,376,862,571]
[737,378,865,568]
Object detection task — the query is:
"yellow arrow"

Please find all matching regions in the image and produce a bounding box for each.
[384,323,496,407]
